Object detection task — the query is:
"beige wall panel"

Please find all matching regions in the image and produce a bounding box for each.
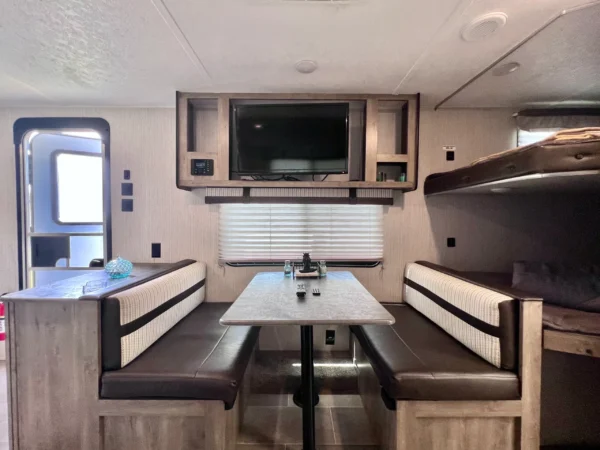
[1,107,599,308]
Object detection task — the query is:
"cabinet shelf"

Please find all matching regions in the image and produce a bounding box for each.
[376,154,409,164]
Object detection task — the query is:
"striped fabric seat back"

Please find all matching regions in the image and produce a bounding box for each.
[102,261,206,370]
[403,262,517,370]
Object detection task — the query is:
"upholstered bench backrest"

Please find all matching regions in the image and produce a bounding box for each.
[403,262,518,370]
[102,261,206,370]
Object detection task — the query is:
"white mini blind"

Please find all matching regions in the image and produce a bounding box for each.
[219,204,383,262]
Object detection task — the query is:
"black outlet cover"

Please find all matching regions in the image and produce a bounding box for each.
[121,199,133,212]
[325,330,335,345]
[121,182,133,196]
[446,151,455,161]
[447,237,456,248]
[151,243,161,258]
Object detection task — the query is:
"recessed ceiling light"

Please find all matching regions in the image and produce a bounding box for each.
[295,60,318,74]
[461,12,508,42]
[492,62,521,76]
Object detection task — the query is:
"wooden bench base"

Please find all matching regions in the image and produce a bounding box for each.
[354,300,542,450]
[6,300,250,450]
[355,334,537,450]
[98,400,238,450]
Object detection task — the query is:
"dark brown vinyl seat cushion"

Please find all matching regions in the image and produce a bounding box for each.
[101,303,259,409]
[351,304,520,401]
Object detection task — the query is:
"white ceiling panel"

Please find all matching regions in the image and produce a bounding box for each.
[444,2,600,108]
[0,0,211,106]
[396,0,596,107]
[0,0,598,106]
[160,0,465,93]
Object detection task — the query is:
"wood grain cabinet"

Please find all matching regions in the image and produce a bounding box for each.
[176,92,420,191]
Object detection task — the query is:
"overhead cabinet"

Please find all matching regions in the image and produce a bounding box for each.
[176,93,419,190]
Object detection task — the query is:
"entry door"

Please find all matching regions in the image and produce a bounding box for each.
[22,131,108,288]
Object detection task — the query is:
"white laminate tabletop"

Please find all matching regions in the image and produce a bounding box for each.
[220,271,395,326]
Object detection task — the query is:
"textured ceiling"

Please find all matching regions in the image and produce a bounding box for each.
[443,2,600,108]
[0,0,597,107]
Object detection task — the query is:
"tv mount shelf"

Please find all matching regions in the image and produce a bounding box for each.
[176,92,420,191]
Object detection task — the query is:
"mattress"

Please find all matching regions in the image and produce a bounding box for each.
[424,131,600,195]
[543,304,600,336]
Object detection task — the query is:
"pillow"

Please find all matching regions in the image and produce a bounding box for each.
[512,261,600,312]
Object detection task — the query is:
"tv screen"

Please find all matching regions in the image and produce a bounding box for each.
[230,103,349,175]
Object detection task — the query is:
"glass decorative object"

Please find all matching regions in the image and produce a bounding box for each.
[319,260,327,277]
[104,257,133,279]
[284,260,292,277]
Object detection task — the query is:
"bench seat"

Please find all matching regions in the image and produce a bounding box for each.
[351,304,520,401]
[101,303,259,409]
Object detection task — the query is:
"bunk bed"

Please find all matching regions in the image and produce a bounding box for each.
[424,129,600,358]
[424,128,600,195]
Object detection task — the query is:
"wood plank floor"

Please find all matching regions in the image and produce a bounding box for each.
[238,397,378,450]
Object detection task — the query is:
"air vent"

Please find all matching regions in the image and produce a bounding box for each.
[461,13,507,42]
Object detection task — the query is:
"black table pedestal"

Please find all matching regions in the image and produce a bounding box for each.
[300,325,316,450]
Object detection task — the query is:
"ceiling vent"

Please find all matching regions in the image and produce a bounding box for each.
[461,13,508,42]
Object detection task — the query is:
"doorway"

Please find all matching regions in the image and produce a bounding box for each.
[14,118,111,289]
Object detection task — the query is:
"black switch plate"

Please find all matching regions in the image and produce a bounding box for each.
[151,243,161,258]
[446,151,455,161]
[447,237,456,248]
[124,170,131,180]
[121,182,133,196]
[325,330,335,345]
[121,199,133,212]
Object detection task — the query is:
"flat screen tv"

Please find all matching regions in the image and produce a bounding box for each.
[230,103,349,176]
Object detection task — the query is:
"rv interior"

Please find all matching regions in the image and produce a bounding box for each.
[1,1,600,449]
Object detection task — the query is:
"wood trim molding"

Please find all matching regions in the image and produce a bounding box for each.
[365,99,379,182]
[180,180,414,189]
[6,302,19,449]
[217,96,230,181]
[543,329,600,357]
[97,400,208,417]
[519,301,543,450]
[178,92,418,101]
[176,92,419,191]
[412,400,522,418]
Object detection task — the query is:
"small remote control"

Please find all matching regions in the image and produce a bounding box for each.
[312,288,320,296]
[296,284,306,298]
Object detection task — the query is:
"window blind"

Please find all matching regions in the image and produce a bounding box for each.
[219,204,383,262]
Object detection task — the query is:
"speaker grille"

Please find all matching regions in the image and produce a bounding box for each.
[462,13,508,42]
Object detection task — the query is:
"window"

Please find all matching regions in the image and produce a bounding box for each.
[517,129,558,147]
[53,152,103,224]
[219,204,383,263]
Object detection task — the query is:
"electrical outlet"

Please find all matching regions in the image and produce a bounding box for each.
[446,151,455,161]
[447,237,456,248]
[151,243,161,258]
[325,330,335,345]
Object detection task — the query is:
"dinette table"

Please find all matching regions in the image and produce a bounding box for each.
[220,271,395,450]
